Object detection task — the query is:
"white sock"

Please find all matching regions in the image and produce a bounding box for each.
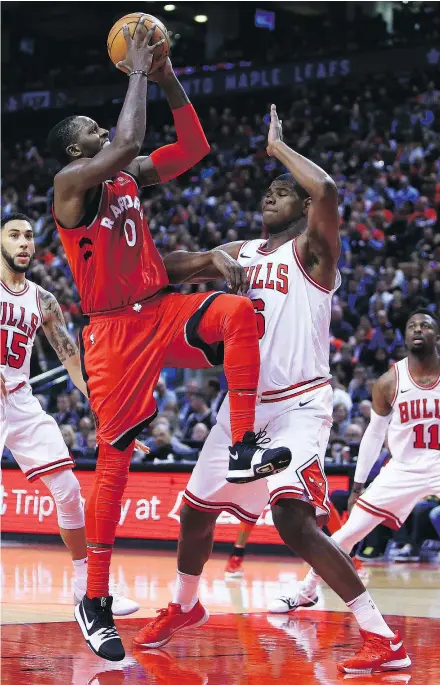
[172,570,200,612]
[300,568,320,596]
[72,557,88,590]
[347,591,394,638]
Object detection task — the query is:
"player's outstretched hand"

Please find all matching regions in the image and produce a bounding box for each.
[135,439,150,455]
[0,371,6,398]
[117,18,166,74]
[212,251,249,295]
[267,104,283,156]
[148,57,174,83]
[348,488,364,514]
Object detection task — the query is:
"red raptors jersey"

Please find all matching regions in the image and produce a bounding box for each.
[54,171,169,314]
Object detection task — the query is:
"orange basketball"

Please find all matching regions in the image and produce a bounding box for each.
[107,13,170,74]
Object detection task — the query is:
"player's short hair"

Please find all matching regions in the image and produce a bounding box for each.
[273,173,309,201]
[1,213,33,230]
[47,115,82,164]
[407,308,439,332]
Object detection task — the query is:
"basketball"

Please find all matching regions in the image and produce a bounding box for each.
[107,13,170,74]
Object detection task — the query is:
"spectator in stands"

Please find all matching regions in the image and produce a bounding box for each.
[331,304,354,343]
[191,423,210,443]
[348,364,370,407]
[148,424,198,462]
[181,392,215,441]
[76,416,93,452]
[179,379,202,429]
[154,376,178,413]
[35,394,49,412]
[358,399,372,422]
[205,378,227,419]
[331,376,353,414]
[69,388,87,419]
[54,393,79,429]
[332,403,350,438]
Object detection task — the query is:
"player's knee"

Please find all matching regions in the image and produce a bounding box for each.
[180,503,217,536]
[272,499,318,546]
[41,470,84,530]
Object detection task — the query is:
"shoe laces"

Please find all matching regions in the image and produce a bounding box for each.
[100,624,119,640]
[145,606,172,631]
[244,426,270,450]
[355,633,390,659]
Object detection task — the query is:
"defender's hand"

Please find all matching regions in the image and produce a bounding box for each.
[348,488,364,514]
[267,104,283,155]
[211,251,249,295]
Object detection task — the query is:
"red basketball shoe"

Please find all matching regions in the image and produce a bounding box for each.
[337,629,411,674]
[225,555,244,578]
[133,601,209,648]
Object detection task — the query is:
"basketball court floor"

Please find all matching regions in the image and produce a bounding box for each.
[2,543,439,684]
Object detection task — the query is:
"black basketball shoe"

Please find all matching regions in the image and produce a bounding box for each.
[75,595,125,662]
[226,429,292,484]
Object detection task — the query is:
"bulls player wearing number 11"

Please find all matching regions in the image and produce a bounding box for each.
[273,309,439,670]
[134,104,409,674]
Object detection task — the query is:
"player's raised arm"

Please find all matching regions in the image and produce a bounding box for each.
[52,19,164,196]
[163,242,248,294]
[266,104,340,272]
[38,287,88,398]
[133,59,210,187]
[348,370,394,511]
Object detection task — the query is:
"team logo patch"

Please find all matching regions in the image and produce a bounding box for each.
[296,455,329,512]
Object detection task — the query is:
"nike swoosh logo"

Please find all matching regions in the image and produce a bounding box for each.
[240,255,251,259]
[299,399,314,407]
[400,389,410,394]
[82,605,96,633]
[229,449,239,461]
[90,549,110,554]
[390,640,403,652]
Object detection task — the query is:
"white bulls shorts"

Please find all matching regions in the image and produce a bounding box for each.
[185,383,334,525]
[1,383,74,482]
[355,456,440,530]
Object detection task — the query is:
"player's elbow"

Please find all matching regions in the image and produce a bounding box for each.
[114,138,142,164]
[315,177,338,200]
[191,136,211,164]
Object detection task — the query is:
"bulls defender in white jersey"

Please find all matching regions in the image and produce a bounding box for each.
[0,213,138,615]
[273,310,439,640]
[133,105,410,674]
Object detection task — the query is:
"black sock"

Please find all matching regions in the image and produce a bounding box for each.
[230,546,245,558]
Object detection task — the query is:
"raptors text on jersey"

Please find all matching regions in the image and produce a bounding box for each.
[53,171,169,315]
[236,239,341,399]
[390,357,440,464]
[1,280,42,392]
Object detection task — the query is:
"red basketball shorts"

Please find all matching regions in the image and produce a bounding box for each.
[79,291,225,450]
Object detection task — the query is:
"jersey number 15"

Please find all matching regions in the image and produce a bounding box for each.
[1,330,28,369]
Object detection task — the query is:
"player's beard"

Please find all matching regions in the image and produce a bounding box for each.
[1,246,29,274]
[408,341,432,359]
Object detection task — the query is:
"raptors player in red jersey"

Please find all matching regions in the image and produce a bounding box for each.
[49,19,291,661]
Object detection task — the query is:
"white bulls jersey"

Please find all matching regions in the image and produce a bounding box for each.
[1,279,42,393]
[389,357,440,466]
[237,238,341,400]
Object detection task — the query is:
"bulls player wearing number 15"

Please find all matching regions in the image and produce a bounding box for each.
[49,19,291,662]
[135,104,410,675]
[0,213,138,617]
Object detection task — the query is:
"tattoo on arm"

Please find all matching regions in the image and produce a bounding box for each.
[39,288,78,363]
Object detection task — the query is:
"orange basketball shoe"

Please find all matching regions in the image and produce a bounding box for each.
[133,601,209,648]
[337,630,411,674]
[225,555,244,578]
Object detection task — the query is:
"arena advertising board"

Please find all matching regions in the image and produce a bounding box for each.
[1,469,349,544]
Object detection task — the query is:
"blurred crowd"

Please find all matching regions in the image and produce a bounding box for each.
[2,59,440,557]
[3,3,439,92]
